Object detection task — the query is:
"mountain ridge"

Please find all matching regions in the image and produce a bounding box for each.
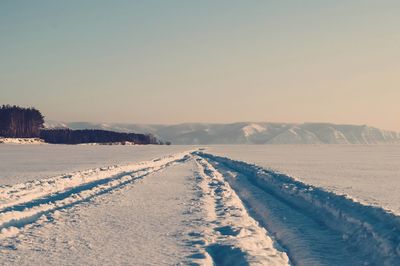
[44,121,400,145]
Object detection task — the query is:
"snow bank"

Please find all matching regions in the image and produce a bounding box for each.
[0,138,45,144]
[189,156,289,265]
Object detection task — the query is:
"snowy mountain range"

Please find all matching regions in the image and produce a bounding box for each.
[45,121,400,145]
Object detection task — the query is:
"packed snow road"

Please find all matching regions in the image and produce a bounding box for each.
[0,149,399,265]
[0,150,288,265]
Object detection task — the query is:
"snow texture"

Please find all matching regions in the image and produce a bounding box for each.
[188,156,289,265]
[0,151,191,240]
[1,159,197,265]
[0,150,289,265]
[1,146,399,265]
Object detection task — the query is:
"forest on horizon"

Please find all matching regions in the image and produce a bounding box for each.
[0,105,160,144]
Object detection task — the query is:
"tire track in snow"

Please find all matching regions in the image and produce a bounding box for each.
[0,152,192,240]
[187,156,289,266]
[197,152,400,266]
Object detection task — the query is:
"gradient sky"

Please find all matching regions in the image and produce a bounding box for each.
[1,1,399,131]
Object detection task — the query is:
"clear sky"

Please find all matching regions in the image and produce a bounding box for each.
[1,1,399,131]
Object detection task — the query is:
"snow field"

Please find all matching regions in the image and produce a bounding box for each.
[0,150,290,265]
[0,151,191,240]
[0,144,194,185]
[1,146,399,265]
[207,145,400,215]
[197,152,400,265]
[1,160,201,265]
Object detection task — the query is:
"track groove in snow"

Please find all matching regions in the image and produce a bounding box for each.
[2,149,398,265]
[1,159,202,265]
[197,152,400,266]
[188,155,289,265]
[0,151,191,239]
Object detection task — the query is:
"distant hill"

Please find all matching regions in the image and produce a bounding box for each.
[45,121,400,145]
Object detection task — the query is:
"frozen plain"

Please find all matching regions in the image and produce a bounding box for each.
[0,144,399,265]
[207,145,400,215]
[0,145,193,185]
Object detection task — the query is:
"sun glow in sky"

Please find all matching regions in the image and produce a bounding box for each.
[1,1,399,131]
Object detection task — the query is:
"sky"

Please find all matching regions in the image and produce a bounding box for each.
[1,1,399,131]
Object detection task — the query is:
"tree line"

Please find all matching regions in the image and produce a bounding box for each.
[40,129,159,145]
[0,105,44,137]
[1,105,163,145]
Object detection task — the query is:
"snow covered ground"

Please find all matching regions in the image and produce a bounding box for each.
[0,145,399,265]
[0,147,289,265]
[2,159,196,265]
[0,145,193,185]
[207,145,400,215]
[197,151,400,265]
[0,138,45,145]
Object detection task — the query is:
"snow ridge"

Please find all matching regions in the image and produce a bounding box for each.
[187,156,289,266]
[197,152,400,266]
